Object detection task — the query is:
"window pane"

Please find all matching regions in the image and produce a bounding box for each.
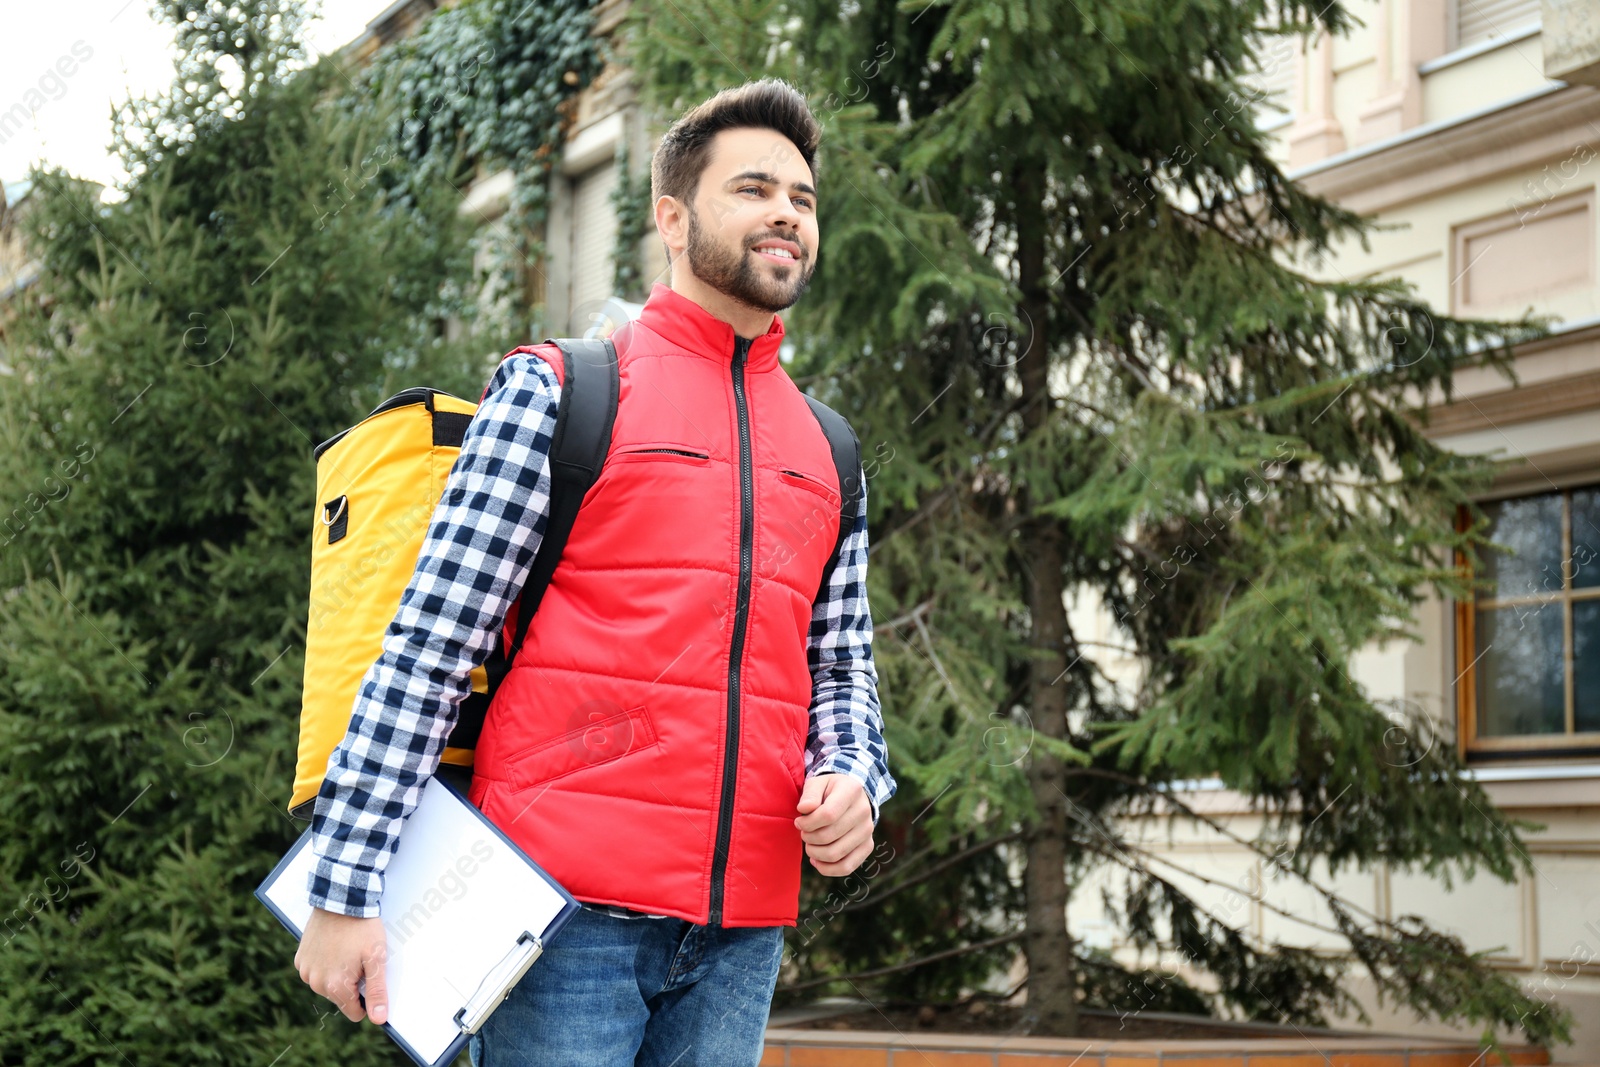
[1574,600,1600,733]
[1475,602,1565,737]
[1479,494,1563,600]
[1572,488,1600,590]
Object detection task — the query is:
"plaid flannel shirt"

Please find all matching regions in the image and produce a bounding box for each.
[306,351,896,918]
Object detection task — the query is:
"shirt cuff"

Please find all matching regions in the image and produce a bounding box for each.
[306,857,384,918]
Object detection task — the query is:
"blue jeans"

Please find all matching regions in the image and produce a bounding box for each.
[468,904,785,1066]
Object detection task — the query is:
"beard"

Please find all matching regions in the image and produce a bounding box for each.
[684,204,815,314]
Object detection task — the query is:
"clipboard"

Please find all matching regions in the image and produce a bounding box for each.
[256,773,581,1067]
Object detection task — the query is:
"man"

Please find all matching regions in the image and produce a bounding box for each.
[294,78,895,1065]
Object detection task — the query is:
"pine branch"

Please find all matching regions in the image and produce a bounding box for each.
[776,931,1026,994]
[833,829,1025,915]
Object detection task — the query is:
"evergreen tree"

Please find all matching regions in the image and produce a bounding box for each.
[623,0,1568,1045]
[0,2,489,1062]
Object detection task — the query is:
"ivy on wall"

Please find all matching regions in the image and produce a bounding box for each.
[343,0,610,339]
[610,137,656,303]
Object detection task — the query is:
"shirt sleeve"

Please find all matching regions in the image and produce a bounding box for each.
[804,469,897,825]
[305,353,561,917]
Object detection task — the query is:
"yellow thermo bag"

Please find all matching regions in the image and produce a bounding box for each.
[290,388,486,819]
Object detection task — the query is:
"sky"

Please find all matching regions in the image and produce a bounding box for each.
[0,1,399,201]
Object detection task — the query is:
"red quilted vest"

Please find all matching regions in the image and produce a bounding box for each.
[466,282,845,927]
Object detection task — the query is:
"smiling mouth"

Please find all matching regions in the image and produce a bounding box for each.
[752,247,799,265]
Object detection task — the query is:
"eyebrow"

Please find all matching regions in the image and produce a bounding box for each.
[725,170,817,201]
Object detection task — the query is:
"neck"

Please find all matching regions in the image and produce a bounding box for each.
[669,272,775,341]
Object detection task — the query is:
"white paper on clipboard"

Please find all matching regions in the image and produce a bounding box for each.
[256,775,580,1067]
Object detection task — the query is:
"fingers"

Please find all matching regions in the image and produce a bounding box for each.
[799,818,852,849]
[298,948,372,1024]
[332,982,367,1024]
[797,788,849,829]
[807,833,875,877]
[321,959,368,1023]
[805,816,872,869]
[295,912,389,1027]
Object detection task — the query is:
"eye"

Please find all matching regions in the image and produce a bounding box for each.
[738,185,812,209]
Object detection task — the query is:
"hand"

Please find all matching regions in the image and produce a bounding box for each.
[294,907,389,1025]
[794,773,874,876]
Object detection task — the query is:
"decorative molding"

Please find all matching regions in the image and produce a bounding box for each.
[1287,32,1348,167]
[457,168,515,221]
[561,111,624,177]
[1422,324,1600,436]
[1451,187,1595,314]
[1417,20,1543,74]
[1289,83,1596,214]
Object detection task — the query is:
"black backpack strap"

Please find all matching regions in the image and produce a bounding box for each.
[454,337,619,748]
[802,395,864,607]
[506,337,620,660]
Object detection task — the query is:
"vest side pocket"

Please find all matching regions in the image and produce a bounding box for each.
[505,703,660,793]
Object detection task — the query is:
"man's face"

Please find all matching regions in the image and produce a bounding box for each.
[680,127,819,313]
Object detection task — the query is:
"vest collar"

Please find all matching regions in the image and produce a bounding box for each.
[635,282,784,372]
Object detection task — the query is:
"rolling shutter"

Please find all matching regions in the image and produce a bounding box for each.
[568,161,619,334]
[1251,34,1298,118]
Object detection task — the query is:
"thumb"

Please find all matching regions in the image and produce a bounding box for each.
[363,945,389,1025]
[796,774,826,814]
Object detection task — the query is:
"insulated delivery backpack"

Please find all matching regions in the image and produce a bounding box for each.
[287,336,864,819]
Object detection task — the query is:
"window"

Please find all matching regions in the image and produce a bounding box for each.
[1457,484,1600,756]
[1452,0,1540,50]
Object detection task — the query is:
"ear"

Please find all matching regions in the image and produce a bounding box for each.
[655,195,688,262]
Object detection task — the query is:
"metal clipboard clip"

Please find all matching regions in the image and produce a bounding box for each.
[452,930,543,1035]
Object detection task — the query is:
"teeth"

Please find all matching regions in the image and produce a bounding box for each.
[757,247,795,259]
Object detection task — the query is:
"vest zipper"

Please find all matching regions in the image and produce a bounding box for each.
[710,333,755,926]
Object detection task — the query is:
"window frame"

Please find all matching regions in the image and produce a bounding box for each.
[1456,482,1600,760]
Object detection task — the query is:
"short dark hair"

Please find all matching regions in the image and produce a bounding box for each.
[650,79,821,264]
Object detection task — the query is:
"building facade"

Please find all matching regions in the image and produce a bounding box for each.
[1066,1,1600,1058]
[339,0,664,345]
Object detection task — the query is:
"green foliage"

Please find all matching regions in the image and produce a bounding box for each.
[345,0,609,339]
[779,782,1025,1006]
[610,139,655,303]
[112,0,317,186]
[1076,949,1212,1019]
[0,8,491,1063]
[624,0,1568,1045]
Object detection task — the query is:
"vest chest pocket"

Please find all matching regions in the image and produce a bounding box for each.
[760,466,845,585]
[776,467,840,508]
[612,443,712,465]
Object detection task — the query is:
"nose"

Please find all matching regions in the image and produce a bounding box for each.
[769,193,803,230]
